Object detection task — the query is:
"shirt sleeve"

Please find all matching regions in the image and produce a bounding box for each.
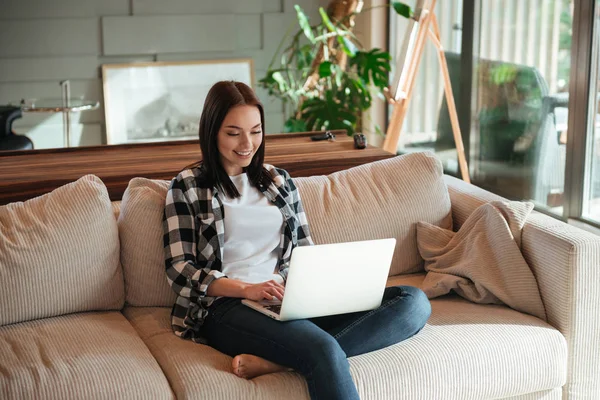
[163,176,226,306]
[284,170,314,247]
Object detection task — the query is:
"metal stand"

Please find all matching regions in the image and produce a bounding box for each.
[15,88,99,149]
[60,80,71,148]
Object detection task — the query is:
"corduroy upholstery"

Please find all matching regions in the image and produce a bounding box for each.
[294,152,453,276]
[117,178,175,307]
[0,175,124,327]
[0,312,173,400]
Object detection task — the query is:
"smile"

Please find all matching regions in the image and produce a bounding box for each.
[234,150,252,156]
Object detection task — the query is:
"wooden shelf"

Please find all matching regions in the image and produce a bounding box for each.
[0,131,394,205]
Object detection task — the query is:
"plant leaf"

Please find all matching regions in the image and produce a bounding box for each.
[318,61,333,78]
[334,64,343,87]
[350,49,392,89]
[295,44,314,70]
[295,5,315,43]
[319,7,357,57]
[258,71,276,86]
[258,70,282,96]
[339,36,358,57]
[301,91,357,134]
[271,71,288,92]
[348,78,372,110]
[336,74,371,116]
[284,117,308,132]
[392,2,412,18]
[319,7,336,32]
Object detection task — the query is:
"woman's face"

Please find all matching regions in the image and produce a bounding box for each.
[217,105,263,176]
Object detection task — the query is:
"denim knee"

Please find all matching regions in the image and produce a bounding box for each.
[402,285,432,331]
[302,333,348,374]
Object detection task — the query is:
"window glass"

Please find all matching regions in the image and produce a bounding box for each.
[583,1,600,222]
[470,0,572,214]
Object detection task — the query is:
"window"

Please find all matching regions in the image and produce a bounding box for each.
[388,0,600,230]
[469,0,573,215]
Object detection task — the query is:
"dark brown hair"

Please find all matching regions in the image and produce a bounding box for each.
[188,81,273,198]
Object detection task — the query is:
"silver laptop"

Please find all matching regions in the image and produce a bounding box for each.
[242,238,396,321]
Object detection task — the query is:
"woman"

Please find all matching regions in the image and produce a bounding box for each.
[163,81,432,400]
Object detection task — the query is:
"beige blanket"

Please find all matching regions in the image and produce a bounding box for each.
[417,201,547,321]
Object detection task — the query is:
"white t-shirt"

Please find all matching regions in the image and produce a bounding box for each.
[220,173,284,284]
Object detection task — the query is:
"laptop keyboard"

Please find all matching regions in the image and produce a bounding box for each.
[265,304,282,315]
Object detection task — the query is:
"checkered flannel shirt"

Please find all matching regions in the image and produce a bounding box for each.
[163,163,313,343]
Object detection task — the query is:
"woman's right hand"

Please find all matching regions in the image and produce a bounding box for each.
[243,280,285,302]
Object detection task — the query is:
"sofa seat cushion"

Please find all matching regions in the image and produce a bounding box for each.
[122,306,309,400]
[123,274,567,400]
[384,274,567,399]
[0,312,173,400]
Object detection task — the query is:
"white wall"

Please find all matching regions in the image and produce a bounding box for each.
[354,0,389,147]
[0,0,323,149]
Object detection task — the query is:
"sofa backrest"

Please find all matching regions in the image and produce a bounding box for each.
[0,175,124,327]
[295,152,452,276]
[118,152,452,307]
[118,178,176,307]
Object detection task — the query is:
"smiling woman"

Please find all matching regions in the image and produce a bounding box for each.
[161,80,430,400]
[217,105,263,177]
[184,80,270,199]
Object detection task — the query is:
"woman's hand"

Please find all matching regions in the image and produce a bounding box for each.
[243,280,285,302]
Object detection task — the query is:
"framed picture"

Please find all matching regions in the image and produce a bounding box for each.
[101,58,254,144]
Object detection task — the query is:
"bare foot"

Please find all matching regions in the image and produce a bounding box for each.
[232,354,290,379]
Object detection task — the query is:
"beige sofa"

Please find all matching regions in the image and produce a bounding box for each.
[1,152,599,399]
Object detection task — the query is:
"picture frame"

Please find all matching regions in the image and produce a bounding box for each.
[101,58,254,145]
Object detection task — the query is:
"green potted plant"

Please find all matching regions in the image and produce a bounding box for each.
[258,1,411,135]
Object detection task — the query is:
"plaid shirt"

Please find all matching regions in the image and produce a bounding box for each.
[163,164,313,343]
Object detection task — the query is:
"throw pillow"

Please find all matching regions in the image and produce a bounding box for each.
[0,175,124,326]
[417,200,546,320]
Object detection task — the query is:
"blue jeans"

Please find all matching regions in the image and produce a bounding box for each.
[202,285,431,400]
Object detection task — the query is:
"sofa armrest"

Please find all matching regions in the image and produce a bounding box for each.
[522,214,600,398]
[444,175,600,398]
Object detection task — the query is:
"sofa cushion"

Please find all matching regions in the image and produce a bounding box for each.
[122,306,309,400]
[124,274,567,399]
[294,152,453,275]
[417,201,547,321]
[118,178,176,307]
[0,175,124,327]
[0,311,173,400]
